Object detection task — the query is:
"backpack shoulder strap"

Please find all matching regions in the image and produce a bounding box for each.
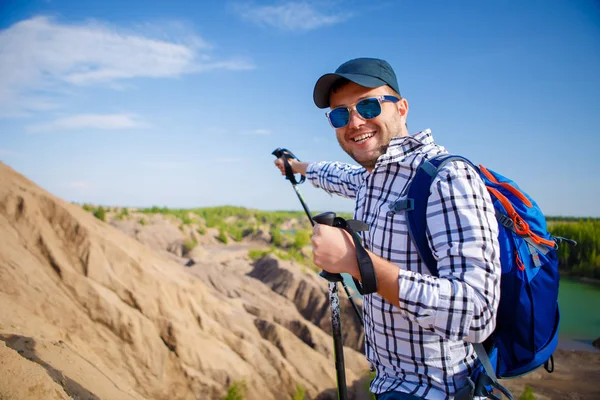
[401,154,515,398]
[403,154,478,277]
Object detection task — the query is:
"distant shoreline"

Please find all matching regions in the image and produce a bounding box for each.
[578,276,600,285]
[560,273,600,286]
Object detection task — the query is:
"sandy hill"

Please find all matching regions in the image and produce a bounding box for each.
[2,161,599,400]
[0,161,371,400]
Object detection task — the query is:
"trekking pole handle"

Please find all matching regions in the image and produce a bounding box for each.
[272,147,306,185]
[313,212,345,283]
[313,212,377,295]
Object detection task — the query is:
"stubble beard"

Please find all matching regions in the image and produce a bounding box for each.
[344,143,389,170]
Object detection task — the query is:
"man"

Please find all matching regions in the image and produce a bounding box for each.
[275,57,501,399]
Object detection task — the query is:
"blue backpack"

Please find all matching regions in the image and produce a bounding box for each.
[401,154,572,399]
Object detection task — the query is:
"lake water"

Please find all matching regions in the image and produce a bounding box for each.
[340,275,600,350]
[557,278,600,347]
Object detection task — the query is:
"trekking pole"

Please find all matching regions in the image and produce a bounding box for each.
[271,148,363,325]
[272,149,368,400]
[312,211,349,400]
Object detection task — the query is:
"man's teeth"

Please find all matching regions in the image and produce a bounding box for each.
[353,133,374,143]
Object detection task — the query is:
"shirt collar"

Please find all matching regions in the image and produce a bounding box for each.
[374,129,434,169]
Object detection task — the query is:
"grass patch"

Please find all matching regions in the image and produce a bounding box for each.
[93,206,106,221]
[183,239,198,255]
[217,227,229,244]
[248,248,271,260]
[221,379,247,400]
[519,386,535,400]
[293,384,306,400]
[247,246,318,272]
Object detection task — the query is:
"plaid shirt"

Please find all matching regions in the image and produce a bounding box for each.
[306,130,501,399]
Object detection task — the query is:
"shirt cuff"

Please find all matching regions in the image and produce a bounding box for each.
[306,162,322,187]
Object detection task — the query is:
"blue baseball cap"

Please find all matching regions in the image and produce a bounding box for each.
[313,57,401,109]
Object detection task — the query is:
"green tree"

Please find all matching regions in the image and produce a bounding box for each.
[551,218,600,279]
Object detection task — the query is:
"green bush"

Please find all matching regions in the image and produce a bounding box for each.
[118,208,129,220]
[221,380,247,400]
[248,249,271,260]
[93,206,106,221]
[293,384,306,400]
[143,205,169,214]
[247,246,318,272]
[205,217,220,228]
[293,230,311,250]
[270,226,283,247]
[519,386,535,400]
[197,227,206,235]
[217,228,228,244]
[228,224,244,242]
[183,239,197,255]
[180,213,192,225]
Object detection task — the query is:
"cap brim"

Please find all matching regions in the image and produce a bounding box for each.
[313,73,389,109]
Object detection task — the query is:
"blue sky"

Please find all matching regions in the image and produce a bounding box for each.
[0,0,599,217]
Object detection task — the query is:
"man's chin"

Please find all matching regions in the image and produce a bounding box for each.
[350,149,385,170]
[351,154,377,170]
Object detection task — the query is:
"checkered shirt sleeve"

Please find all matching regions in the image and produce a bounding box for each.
[306,161,368,199]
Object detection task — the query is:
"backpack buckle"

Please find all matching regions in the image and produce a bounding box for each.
[389,198,414,213]
[497,212,514,229]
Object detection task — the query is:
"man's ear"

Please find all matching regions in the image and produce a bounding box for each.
[397,98,409,118]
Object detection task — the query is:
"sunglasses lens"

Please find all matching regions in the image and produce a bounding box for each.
[328,108,350,128]
[356,98,382,119]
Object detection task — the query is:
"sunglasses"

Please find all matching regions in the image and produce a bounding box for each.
[326,95,400,128]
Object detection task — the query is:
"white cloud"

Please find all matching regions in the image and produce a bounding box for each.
[233,2,351,31]
[241,128,272,135]
[25,113,149,133]
[0,16,255,117]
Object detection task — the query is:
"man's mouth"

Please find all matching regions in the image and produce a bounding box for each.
[352,132,375,143]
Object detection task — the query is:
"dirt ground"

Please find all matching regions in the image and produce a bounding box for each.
[500,348,600,400]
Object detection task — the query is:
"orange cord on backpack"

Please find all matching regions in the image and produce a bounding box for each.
[480,165,533,208]
[486,186,556,249]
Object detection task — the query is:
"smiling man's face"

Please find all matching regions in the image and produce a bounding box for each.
[329,82,409,171]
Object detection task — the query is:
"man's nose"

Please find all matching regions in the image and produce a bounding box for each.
[347,108,366,129]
